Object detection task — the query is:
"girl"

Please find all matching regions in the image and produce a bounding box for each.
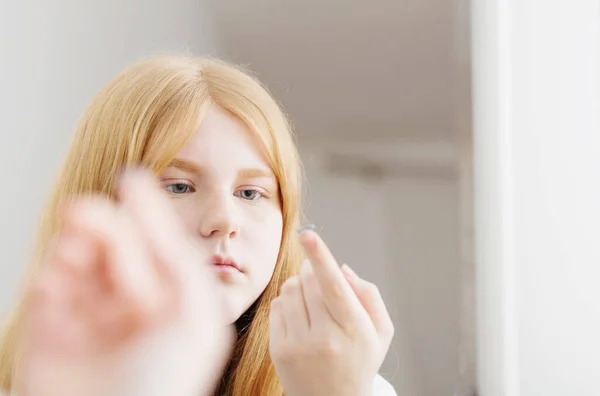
[0,55,396,395]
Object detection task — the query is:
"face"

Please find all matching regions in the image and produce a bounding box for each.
[159,104,283,324]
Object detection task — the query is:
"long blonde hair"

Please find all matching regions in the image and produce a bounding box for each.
[0,54,304,395]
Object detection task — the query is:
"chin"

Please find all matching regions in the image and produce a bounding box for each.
[222,297,262,329]
[220,299,251,326]
[214,281,268,327]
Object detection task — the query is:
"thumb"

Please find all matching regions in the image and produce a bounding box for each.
[341,264,395,341]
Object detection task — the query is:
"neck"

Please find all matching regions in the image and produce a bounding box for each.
[214,303,257,395]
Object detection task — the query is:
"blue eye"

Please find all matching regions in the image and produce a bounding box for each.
[236,189,263,201]
[165,183,193,194]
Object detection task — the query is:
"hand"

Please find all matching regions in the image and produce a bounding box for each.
[17,169,234,396]
[269,230,395,396]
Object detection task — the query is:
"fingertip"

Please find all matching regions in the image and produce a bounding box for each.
[28,274,51,303]
[270,296,283,312]
[298,228,318,251]
[269,296,287,339]
[62,198,94,228]
[119,165,152,181]
[341,264,359,283]
[56,233,98,275]
[57,195,81,224]
[62,197,115,235]
[118,167,157,197]
[280,275,300,294]
[27,269,63,310]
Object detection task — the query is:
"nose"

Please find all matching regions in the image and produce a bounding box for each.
[198,192,239,240]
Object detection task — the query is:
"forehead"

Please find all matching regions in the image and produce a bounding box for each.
[176,104,270,169]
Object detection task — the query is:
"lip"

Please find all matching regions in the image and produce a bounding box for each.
[210,254,243,273]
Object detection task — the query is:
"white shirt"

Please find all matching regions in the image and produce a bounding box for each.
[373,373,398,395]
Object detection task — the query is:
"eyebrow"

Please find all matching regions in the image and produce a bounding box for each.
[168,158,203,174]
[167,158,275,180]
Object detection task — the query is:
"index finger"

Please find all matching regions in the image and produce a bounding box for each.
[298,229,364,326]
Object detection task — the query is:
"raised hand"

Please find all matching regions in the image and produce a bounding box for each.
[269,229,395,396]
[17,169,234,396]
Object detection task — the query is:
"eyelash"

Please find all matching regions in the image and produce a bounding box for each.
[163,182,267,202]
[164,182,195,195]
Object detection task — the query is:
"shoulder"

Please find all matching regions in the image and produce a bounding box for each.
[373,373,397,395]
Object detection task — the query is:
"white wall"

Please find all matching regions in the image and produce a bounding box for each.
[473,0,600,395]
[0,1,219,316]
[301,141,463,396]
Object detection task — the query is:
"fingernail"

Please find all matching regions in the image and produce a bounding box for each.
[341,264,359,282]
[297,224,316,234]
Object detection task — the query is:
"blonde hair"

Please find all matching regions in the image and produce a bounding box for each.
[0,54,304,395]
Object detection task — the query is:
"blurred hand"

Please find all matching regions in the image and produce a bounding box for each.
[269,230,394,396]
[17,169,234,396]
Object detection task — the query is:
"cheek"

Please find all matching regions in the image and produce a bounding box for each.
[245,209,283,276]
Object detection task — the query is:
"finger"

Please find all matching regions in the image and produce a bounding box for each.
[299,259,329,329]
[66,198,163,317]
[117,168,199,271]
[52,226,100,317]
[117,169,219,320]
[298,229,362,325]
[91,298,139,348]
[278,276,310,338]
[62,229,143,350]
[25,270,75,353]
[19,269,83,396]
[342,264,395,342]
[269,297,287,347]
[24,265,94,367]
[53,218,97,276]
[18,312,88,396]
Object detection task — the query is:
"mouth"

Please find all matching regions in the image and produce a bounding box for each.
[210,254,243,275]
